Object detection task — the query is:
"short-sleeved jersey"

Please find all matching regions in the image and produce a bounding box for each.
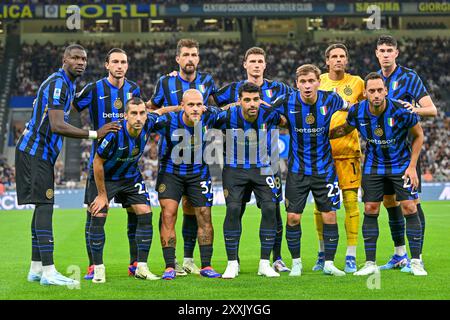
[96,113,159,181]
[319,73,364,159]
[213,79,294,107]
[274,90,347,175]
[73,78,140,173]
[155,109,219,175]
[213,105,281,168]
[151,72,216,107]
[377,65,428,105]
[346,98,419,175]
[17,68,76,165]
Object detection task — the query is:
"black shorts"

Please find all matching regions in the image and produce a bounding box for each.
[384,161,422,194]
[243,169,283,204]
[363,174,419,202]
[284,171,341,214]
[156,172,213,207]
[84,174,151,210]
[222,166,279,205]
[15,149,55,205]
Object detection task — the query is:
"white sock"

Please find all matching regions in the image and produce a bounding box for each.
[394,246,406,256]
[319,240,324,253]
[94,264,105,269]
[292,258,302,264]
[137,262,147,268]
[346,246,357,257]
[30,261,43,274]
[184,257,194,263]
[324,260,334,267]
[420,254,423,261]
[259,259,270,265]
[42,265,56,277]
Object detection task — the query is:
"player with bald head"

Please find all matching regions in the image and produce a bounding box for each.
[147,39,218,276]
[153,89,222,280]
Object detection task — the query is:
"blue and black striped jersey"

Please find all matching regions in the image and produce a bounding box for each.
[73,78,140,173]
[377,65,428,105]
[346,98,419,175]
[214,105,281,168]
[155,109,219,175]
[151,72,216,107]
[96,113,159,181]
[274,90,347,175]
[213,79,294,107]
[17,68,76,165]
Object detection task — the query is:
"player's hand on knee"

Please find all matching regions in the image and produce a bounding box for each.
[90,195,109,215]
[403,166,419,190]
[97,122,122,138]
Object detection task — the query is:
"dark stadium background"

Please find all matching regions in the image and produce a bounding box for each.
[0,0,448,201]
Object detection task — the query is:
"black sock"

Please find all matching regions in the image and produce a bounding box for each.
[127,212,138,264]
[405,212,422,259]
[34,204,54,266]
[31,210,40,262]
[285,224,301,259]
[237,202,246,263]
[85,211,93,266]
[162,247,176,269]
[89,216,106,265]
[387,205,405,247]
[136,213,153,263]
[323,223,339,261]
[260,202,277,260]
[272,203,283,262]
[362,214,379,262]
[182,214,197,259]
[199,244,213,268]
[224,202,242,261]
[417,203,425,254]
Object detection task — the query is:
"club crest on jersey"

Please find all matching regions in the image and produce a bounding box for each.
[387,118,395,127]
[46,189,54,200]
[391,81,399,91]
[114,98,123,109]
[344,85,353,96]
[265,89,273,98]
[132,147,140,156]
[320,106,328,116]
[305,113,315,125]
[198,84,206,94]
[374,127,384,137]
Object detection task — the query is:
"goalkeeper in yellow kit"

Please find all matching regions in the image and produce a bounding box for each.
[313,44,364,273]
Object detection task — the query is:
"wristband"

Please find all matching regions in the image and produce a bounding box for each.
[88,130,98,140]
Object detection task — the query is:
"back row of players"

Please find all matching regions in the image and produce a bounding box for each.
[17,35,437,285]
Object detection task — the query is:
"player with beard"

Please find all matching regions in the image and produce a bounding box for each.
[147,39,217,276]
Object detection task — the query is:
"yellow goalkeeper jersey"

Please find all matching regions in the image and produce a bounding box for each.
[320,73,365,159]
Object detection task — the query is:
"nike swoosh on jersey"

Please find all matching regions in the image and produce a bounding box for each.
[118,147,128,150]
[99,96,109,100]
[360,123,369,126]
[290,110,301,114]
[171,90,182,94]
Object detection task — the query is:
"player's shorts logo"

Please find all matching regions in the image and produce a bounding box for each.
[114,98,123,109]
[158,183,166,193]
[374,127,384,137]
[305,113,315,125]
[223,189,229,198]
[344,85,353,96]
[46,189,54,199]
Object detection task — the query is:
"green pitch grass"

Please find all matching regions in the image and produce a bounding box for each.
[0,201,449,300]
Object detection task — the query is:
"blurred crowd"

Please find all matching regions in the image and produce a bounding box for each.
[5,37,449,190]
